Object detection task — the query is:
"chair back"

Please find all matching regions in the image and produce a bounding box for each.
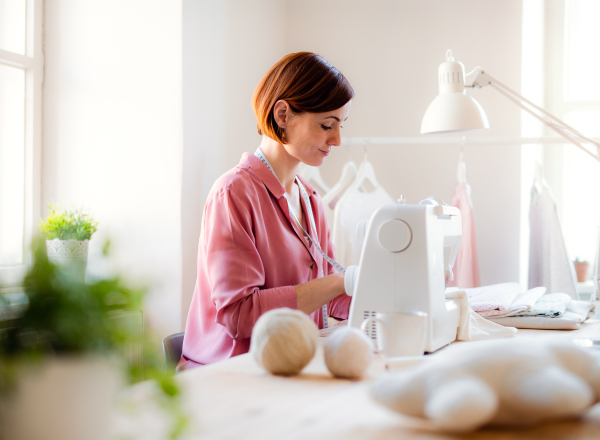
[162,332,185,372]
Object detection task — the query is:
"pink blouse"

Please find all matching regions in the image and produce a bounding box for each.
[180,153,351,367]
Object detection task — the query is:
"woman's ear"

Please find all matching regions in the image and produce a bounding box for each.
[273,100,291,129]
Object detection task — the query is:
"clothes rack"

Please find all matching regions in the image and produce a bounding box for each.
[342,136,600,147]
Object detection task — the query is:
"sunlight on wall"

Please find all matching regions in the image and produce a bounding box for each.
[520,0,545,289]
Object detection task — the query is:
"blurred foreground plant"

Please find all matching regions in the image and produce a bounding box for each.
[0,239,188,439]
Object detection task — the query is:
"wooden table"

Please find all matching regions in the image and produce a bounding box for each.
[170,319,600,439]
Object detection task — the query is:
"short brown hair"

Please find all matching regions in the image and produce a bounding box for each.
[252,52,354,144]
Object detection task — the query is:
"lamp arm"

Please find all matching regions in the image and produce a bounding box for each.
[487,75,587,136]
[471,71,600,162]
[490,81,599,162]
[551,124,600,149]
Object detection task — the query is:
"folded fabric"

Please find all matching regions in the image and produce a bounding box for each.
[445,290,517,341]
[488,300,595,330]
[460,282,523,316]
[567,300,597,320]
[483,287,547,318]
[513,292,571,318]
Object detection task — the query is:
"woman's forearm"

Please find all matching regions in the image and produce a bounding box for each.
[294,274,345,315]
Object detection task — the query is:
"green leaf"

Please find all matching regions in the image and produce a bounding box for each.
[0,238,189,439]
[39,203,98,240]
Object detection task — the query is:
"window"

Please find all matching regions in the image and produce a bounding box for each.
[521,0,599,291]
[0,0,43,286]
[561,0,600,266]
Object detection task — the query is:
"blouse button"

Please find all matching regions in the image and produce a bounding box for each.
[310,262,315,269]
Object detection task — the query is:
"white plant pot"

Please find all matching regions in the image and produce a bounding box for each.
[46,238,89,281]
[0,356,123,440]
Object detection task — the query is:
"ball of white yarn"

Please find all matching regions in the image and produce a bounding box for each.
[324,327,374,379]
[250,308,319,376]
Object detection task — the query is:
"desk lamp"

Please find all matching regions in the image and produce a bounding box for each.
[421,50,600,299]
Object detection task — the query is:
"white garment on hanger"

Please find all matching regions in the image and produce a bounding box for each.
[297,163,330,196]
[332,161,394,268]
[528,180,579,300]
[322,161,358,228]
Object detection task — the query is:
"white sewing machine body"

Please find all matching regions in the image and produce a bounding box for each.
[346,199,462,353]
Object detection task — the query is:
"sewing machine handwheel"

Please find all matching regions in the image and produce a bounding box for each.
[344,265,358,297]
[378,219,412,253]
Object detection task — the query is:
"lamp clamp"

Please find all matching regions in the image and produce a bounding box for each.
[472,71,492,89]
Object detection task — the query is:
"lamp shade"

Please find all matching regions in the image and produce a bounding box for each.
[421,50,489,134]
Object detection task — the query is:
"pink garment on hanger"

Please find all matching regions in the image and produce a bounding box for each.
[448,182,481,288]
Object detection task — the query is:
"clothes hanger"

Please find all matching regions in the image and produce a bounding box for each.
[457,138,467,184]
[534,161,544,194]
[533,144,545,194]
[352,138,381,192]
[323,141,358,209]
[298,163,330,194]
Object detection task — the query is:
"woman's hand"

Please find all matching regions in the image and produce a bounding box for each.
[294,273,345,315]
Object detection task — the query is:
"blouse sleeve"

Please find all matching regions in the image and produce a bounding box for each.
[203,185,297,340]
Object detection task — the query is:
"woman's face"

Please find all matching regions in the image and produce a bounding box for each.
[278,101,352,167]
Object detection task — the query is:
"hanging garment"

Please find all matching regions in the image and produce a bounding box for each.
[298,164,330,197]
[322,161,358,228]
[528,183,579,299]
[447,182,481,288]
[332,161,394,268]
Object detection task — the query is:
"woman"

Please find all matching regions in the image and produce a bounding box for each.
[180,52,354,368]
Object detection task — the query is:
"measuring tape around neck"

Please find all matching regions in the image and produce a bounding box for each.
[255,148,345,274]
[254,148,347,328]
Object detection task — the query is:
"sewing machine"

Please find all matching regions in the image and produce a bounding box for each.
[345,197,462,353]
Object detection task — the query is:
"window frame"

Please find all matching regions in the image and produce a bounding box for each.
[0,0,43,287]
[541,0,600,298]
[543,0,600,200]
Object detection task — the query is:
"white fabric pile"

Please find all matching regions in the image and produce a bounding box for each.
[448,283,596,330]
[455,283,542,317]
[512,292,571,317]
[489,300,595,330]
[447,283,546,318]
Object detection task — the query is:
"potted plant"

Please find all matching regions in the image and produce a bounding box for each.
[39,204,98,281]
[0,240,187,440]
[574,258,590,283]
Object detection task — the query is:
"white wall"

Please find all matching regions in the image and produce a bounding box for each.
[43,0,183,336]
[182,0,287,324]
